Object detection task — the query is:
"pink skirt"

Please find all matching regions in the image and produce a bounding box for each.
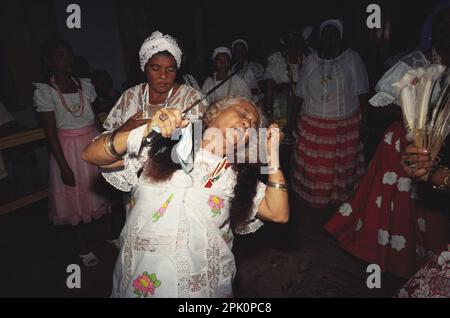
[49,125,111,225]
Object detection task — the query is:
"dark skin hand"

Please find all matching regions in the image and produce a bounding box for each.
[401,145,435,179]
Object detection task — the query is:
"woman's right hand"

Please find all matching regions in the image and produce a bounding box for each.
[61,165,76,187]
[149,108,190,138]
[401,144,435,179]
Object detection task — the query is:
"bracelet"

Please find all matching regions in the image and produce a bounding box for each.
[106,130,124,159]
[432,165,450,191]
[267,181,288,191]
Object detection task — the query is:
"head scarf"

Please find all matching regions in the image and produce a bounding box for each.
[139,31,182,71]
[212,46,232,60]
[320,19,344,39]
[231,39,248,51]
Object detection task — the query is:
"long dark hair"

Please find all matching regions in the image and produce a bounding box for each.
[143,97,265,230]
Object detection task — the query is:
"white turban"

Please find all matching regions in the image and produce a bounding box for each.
[212,46,232,60]
[139,31,182,71]
[320,19,344,39]
[231,39,248,51]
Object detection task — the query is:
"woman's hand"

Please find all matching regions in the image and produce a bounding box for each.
[266,124,283,168]
[401,144,435,179]
[60,165,76,187]
[149,108,190,138]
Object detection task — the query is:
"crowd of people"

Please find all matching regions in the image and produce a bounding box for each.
[1,5,448,298]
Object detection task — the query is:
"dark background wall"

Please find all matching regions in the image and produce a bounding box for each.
[0,0,446,111]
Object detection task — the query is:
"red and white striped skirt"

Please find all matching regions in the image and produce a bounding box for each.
[292,111,365,208]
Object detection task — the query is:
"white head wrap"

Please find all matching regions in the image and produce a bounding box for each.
[320,19,344,39]
[139,31,182,71]
[301,26,313,41]
[212,47,232,60]
[231,39,248,51]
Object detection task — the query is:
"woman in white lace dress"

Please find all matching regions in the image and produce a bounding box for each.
[82,97,289,297]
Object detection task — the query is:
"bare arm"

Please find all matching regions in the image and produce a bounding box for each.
[257,124,289,223]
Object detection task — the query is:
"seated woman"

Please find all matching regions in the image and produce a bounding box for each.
[82,97,289,298]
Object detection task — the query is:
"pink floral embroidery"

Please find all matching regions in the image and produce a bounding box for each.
[208,195,224,217]
[132,272,161,298]
[152,194,174,223]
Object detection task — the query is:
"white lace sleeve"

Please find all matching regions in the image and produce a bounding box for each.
[235,181,266,235]
[101,125,148,192]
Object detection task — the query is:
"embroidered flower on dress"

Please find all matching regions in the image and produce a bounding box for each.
[437,251,450,270]
[417,217,427,233]
[397,177,412,192]
[208,195,224,217]
[382,171,398,185]
[132,272,161,298]
[355,218,363,231]
[395,139,401,152]
[390,235,406,251]
[375,196,382,208]
[378,229,390,246]
[338,203,352,216]
[384,132,393,145]
[152,194,174,223]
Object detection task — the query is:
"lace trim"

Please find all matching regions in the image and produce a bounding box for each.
[235,182,265,235]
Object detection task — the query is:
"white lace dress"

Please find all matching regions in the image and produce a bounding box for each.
[109,143,266,298]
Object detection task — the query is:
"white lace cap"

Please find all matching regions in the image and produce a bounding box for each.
[139,31,182,71]
[231,39,248,51]
[212,46,231,60]
[320,19,344,39]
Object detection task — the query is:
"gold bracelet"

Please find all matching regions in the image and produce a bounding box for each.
[267,181,288,191]
[105,131,124,159]
[432,165,450,191]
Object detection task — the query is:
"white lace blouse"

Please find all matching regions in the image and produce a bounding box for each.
[295,49,369,119]
[33,78,97,129]
[100,84,208,193]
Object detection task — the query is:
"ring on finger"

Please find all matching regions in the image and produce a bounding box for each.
[410,164,417,173]
[404,159,412,166]
[159,112,169,122]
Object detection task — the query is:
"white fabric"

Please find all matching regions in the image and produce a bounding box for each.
[139,31,182,71]
[232,61,264,102]
[101,84,207,192]
[183,74,200,91]
[202,73,252,104]
[370,51,430,107]
[110,147,266,297]
[33,79,97,129]
[264,52,289,84]
[212,47,231,60]
[295,49,369,118]
[231,39,248,51]
[320,19,344,39]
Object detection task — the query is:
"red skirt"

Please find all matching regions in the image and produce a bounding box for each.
[292,111,365,208]
[325,122,450,278]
